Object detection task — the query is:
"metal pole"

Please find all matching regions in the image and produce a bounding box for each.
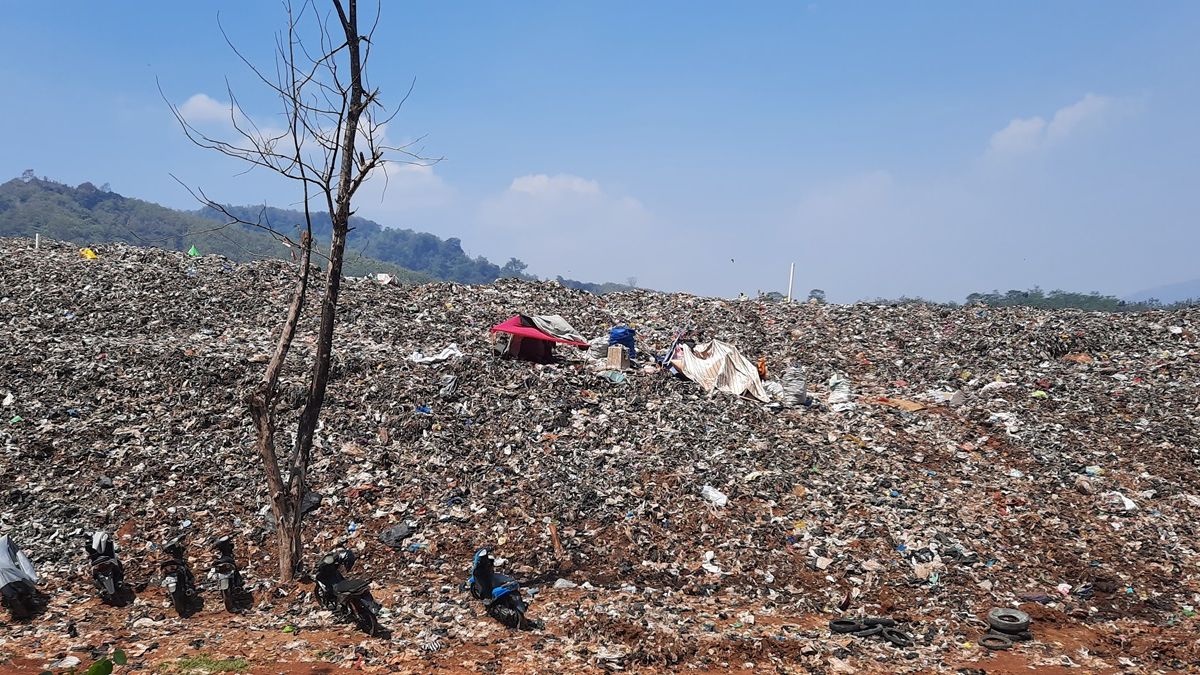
[786,262,795,302]
[34,233,40,250]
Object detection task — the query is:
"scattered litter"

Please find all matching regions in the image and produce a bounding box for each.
[700,485,728,507]
[0,238,1196,671]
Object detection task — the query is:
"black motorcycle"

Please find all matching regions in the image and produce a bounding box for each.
[84,531,127,604]
[313,549,381,635]
[211,535,247,613]
[0,535,39,620]
[159,534,197,616]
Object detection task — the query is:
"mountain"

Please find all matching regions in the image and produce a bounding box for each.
[0,177,430,281]
[1126,277,1200,305]
[0,175,638,292]
[192,204,508,285]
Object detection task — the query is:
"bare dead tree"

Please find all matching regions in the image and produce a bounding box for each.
[166,0,435,581]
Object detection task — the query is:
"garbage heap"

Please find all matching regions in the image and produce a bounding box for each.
[1,237,1198,672]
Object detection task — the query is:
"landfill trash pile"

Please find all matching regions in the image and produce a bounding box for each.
[1,236,1198,672]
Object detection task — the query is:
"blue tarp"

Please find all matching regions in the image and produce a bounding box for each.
[609,326,637,359]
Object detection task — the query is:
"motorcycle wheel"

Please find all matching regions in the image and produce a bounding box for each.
[172,589,189,616]
[3,593,32,620]
[489,603,524,629]
[350,598,379,636]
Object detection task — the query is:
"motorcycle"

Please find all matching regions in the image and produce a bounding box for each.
[84,531,126,604]
[210,535,246,613]
[466,548,529,628]
[312,549,381,635]
[0,535,39,620]
[159,534,197,616]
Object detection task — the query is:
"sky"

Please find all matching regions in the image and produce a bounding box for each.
[2,1,1198,301]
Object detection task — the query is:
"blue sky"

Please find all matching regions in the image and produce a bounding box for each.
[2,1,1197,301]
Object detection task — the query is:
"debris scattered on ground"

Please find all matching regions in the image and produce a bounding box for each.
[1,237,1198,672]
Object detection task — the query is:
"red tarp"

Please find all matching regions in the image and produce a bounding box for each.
[490,315,589,346]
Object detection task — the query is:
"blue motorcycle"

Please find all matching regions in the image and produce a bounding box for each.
[466,548,529,629]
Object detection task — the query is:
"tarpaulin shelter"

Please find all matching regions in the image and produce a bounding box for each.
[670,339,772,402]
[491,315,589,363]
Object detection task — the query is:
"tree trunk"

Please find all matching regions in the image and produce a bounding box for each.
[287,0,363,563]
[247,231,312,581]
[175,0,404,584]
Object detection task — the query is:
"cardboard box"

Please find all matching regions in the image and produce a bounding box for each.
[607,345,630,370]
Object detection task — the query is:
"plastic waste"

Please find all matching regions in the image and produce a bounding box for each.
[780,365,808,407]
[700,485,728,507]
[827,373,856,411]
[608,326,637,359]
[1101,491,1138,512]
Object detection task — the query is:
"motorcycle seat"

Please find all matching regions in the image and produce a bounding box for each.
[333,578,370,596]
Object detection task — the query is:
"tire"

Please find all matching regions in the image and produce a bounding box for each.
[980,633,1013,651]
[489,603,524,629]
[173,592,189,616]
[223,590,236,613]
[851,624,883,638]
[986,608,1031,633]
[829,619,865,634]
[4,594,30,620]
[880,627,914,647]
[350,598,379,636]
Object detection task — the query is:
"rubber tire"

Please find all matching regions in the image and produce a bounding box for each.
[980,633,1013,651]
[881,627,914,647]
[852,624,884,638]
[360,611,380,637]
[987,608,1031,633]
[351,599,379,636]
[863,617,898,627]
[172,591,189,616]
[1008,630,1034,642]
[223,590,236,613]
[830,619,865,634]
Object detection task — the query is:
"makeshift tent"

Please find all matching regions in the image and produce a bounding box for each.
[491,315,588,363]
[670,339,771,402]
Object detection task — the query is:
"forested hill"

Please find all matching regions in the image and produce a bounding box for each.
[192,203,508,285]
[0,175,638,292]
[0,177,429,280]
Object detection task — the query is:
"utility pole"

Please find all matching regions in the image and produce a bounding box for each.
[786,262,795,302]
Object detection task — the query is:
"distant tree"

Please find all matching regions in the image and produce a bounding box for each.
[958,285,1200,312]
[500,257,529,277]
[20,169,34,183]
[808,288,826,303]
[626,276,638,289]
[100,182,111,192]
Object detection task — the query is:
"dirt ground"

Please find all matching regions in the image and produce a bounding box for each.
[3,581,1196,673]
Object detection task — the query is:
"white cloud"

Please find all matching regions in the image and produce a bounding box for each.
[987,93,1116,157]
[357,160,454,215]
[509,173,601,197]
[179,93,233,124]
[988,116,1048,156]
[473,173,657,283]
[1045,93,1112,142]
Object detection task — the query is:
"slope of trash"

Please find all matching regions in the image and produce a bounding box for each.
[1,237,1198,673]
